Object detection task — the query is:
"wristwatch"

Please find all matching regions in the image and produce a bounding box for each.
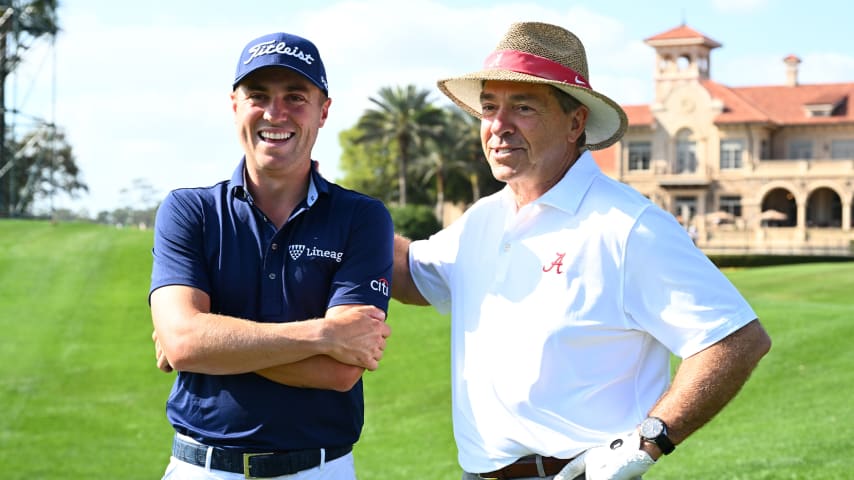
[639,417,676,455]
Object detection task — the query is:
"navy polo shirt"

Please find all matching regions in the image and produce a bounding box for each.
[149,159,393,451]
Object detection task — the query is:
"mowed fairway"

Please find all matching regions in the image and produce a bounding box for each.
[0,219,852,479]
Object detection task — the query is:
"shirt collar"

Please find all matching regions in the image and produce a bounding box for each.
[533,150,601,215]
[230,158,329,207]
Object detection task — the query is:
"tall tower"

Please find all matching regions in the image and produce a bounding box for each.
[644,24,721,104]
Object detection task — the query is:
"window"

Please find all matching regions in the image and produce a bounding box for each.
[675,129,697,174]
[831,139,854,159]
[676,140,697,173]
[720,139,744,169]
[805,104,833,117]
[719,195,742,217]
[628,142,651,170]
[673,196,697,220]
[789,140,813,159]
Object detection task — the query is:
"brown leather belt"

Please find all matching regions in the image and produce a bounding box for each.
[477,454,580,479]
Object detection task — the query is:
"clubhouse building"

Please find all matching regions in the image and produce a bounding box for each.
[593,24,854,256]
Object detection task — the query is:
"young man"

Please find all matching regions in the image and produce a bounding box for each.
[150,32,393,479]
[393,22,771,480]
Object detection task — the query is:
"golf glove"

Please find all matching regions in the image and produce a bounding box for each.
[554,431,656,480]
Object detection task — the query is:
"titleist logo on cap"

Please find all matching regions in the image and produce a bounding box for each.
[244,39,315,66]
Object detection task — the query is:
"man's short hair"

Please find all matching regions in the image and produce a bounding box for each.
[550,87,587,148]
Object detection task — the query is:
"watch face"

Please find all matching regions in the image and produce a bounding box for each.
[641,418,664,438]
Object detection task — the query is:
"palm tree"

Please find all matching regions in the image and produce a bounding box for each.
[442,108,493,204]
[412,107,500,221]
[412,108,467,221]
[355,85,444,206]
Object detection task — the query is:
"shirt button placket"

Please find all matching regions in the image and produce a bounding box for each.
[260,231,286,316]
[268,242,279,280]
[267,242,279,280]
[495,241,512,282]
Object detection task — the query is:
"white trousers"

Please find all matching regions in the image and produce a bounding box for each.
[161,452,357,480]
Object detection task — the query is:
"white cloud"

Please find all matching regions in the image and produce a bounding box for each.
[16,0,851,215]
[799,52,854,84]
[38,0,653,214]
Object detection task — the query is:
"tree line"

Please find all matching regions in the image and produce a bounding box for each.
[339,84,502,238]
[6,82,500,237]
[0,0,82,217]
[2,3,501,234]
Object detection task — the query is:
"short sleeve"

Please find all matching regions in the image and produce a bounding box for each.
[327,198,394,312]
[408,220,465,315]
[149,191,210,300]
[622,207,757,358]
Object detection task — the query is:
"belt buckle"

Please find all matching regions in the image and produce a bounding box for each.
[243,452,275,479]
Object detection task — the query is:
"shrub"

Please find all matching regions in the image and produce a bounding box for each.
[707,254,854,268]
[388,204,442,240]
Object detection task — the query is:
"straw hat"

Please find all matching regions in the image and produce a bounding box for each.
[437,22,627,150]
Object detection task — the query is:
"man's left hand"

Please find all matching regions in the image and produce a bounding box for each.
[555,431,655,480]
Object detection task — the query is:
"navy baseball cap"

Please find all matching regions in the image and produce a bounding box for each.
[232,32,329,96]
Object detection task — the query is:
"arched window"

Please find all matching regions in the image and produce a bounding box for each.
[760,188,797,227]
[807,187,842,228]
[675,129,697,174]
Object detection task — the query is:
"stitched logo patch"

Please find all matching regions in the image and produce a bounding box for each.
[289,244,305,260]
[542,252,566,274]
[288,244,344,263]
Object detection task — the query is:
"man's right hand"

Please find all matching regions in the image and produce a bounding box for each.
[152,330,174,373]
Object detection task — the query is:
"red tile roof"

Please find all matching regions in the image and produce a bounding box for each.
[645,25,721,48]
[623,105,654,126]
[613,81,854,130]
[591,143,617,177]
[702,80,854,125]
[615,24,854,135]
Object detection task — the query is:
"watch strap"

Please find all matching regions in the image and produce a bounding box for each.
[643,417,676,455]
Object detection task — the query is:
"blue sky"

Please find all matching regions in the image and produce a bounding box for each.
[13,0,854,215]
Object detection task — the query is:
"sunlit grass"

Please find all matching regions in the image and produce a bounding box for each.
[1,219,851,478]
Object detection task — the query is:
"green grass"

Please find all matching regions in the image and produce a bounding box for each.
[1,219,852,478]
[0,220,174,478]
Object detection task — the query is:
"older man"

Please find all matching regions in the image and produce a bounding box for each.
[393,22,771,480]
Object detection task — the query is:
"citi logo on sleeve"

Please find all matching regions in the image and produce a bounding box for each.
[370,278,389,297]
[288,244,343,263]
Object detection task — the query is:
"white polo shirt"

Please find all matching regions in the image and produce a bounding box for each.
[408,152,757,474]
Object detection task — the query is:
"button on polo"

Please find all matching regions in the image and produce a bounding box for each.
[271,243,278,251]
[268,273,276,280]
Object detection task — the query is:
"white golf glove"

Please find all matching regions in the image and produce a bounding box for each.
[554,431,656,480]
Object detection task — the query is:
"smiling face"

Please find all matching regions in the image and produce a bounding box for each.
[231,67,331,181]
[479,80,588,203]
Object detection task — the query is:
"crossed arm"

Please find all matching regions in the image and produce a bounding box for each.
[151,284,391,392]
